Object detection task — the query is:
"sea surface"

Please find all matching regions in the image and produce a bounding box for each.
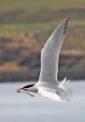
[0,81,85,122]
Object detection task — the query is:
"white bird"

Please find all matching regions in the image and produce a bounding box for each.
[16,18,73,102]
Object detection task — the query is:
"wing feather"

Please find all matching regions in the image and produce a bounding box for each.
[38,18,69,85]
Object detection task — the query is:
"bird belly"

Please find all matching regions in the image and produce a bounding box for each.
[38,87,62,102]
[38,86,72,102]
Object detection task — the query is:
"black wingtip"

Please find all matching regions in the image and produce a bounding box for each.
[63,18,69,34]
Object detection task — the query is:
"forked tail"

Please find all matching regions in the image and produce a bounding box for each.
[58,77,73,101]
[59,77,70,88]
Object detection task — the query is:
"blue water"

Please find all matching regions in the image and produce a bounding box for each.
[0,81,85,122]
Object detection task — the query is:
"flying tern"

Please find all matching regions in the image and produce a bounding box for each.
[16,18,73,102]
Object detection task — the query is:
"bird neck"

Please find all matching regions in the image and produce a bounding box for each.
[29,86,38,93]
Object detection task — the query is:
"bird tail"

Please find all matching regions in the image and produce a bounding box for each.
[59,77,70,88]
[58,77,73,101]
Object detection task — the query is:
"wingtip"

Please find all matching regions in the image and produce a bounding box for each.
[63,18,69,34]
[64,18,69,23]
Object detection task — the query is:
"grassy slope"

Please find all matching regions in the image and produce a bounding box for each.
[0,0,85,31]
[0,0,84,11]
[0,0,85,52]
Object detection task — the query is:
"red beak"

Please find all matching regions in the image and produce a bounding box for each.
[16,88,23,93]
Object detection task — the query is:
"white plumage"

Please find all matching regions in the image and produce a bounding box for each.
[17,18,73,102]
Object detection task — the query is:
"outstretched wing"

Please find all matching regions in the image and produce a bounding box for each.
[39,19,69,85]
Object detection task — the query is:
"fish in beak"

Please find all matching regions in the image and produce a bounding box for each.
[16,87,28,93]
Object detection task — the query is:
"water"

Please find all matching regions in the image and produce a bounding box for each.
[0,81,85,122]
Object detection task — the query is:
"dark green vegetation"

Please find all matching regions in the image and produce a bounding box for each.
[0,0,85,81]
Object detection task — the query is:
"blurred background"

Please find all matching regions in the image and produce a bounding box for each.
[0,1,85,122]
[0,0,85,82]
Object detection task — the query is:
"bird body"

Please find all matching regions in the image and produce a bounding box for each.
[17,18,73,102]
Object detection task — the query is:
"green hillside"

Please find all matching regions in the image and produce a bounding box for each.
[0,0,85,12]
[0,0,85,31]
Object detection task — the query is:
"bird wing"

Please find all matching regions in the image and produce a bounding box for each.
[38,19,69,86]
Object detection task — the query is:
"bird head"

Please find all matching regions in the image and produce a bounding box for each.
[16,84,35,93]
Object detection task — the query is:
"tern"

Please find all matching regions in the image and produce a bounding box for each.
[16,18,73,102]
